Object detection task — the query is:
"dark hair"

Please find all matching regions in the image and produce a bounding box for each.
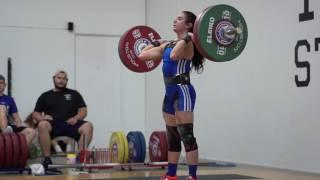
[24,113,37,128]
[182,11,204,74]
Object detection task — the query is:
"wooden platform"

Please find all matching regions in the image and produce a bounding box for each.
[0,163,319,180]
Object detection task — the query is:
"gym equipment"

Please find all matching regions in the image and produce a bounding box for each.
[148,131,167,162]
[118,4,248,72]
[119,131,129,163]
[118,26,162,72]
[109,131,127,163]
[193,4,247,62]
[47,130,236,172]
[127,131,142,162]
[136,131,146,162]
[0,133,30,174]
[127,131,146,163]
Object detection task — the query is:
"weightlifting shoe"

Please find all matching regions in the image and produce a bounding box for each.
[185,175,198,180]
[42,157,53,169]
[160,175,178,180]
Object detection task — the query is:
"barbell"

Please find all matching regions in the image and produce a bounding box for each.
[118,4,248,73]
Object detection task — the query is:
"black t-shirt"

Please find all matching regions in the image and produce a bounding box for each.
[34,88,86,121]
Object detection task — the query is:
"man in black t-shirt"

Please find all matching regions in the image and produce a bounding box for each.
[33,70,93,167]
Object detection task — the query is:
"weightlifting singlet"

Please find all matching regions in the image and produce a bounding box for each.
[162,41,196,115]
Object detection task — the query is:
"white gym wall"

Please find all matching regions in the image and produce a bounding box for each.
[0,0,320,174]
[146,0,320,174]
[0,0,146,150]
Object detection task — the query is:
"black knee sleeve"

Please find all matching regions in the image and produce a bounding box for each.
[177,123,198,152]
[166,125,182,152]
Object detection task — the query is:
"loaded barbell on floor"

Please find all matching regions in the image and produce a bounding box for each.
[118,4,248,73]
[47,130,236,171]
[48,162,168,169]
[0,133,29,170]
[47,161,236,170]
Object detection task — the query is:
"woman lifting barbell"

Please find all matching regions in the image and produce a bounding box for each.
[139,11,204,180]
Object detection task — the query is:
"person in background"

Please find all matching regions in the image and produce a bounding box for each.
[0,74,36,146]
[32,70,94,168]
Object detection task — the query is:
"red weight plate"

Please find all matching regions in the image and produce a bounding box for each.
[17,133,29,168]
[0,134,5,168]
[118,25,162,73]
[3,134,13,168]
[79,150,91,163]
[149,131,168,162]
[158,131,168,162]
[10,133,20,168]
[149,131,161,162]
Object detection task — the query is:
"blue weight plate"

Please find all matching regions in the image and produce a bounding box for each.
[127,131,141,162]
[132,132,143,162]
[136,131,146,162]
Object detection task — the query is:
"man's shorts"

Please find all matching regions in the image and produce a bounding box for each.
[10,125,27,133]
[49,120,88,141]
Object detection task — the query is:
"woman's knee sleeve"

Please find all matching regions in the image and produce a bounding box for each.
[177,123,198,152]
[166,125,182,152]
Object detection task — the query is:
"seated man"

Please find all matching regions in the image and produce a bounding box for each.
[0,74,36,146]
[32,70,94,167]
[25,112,75,153]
